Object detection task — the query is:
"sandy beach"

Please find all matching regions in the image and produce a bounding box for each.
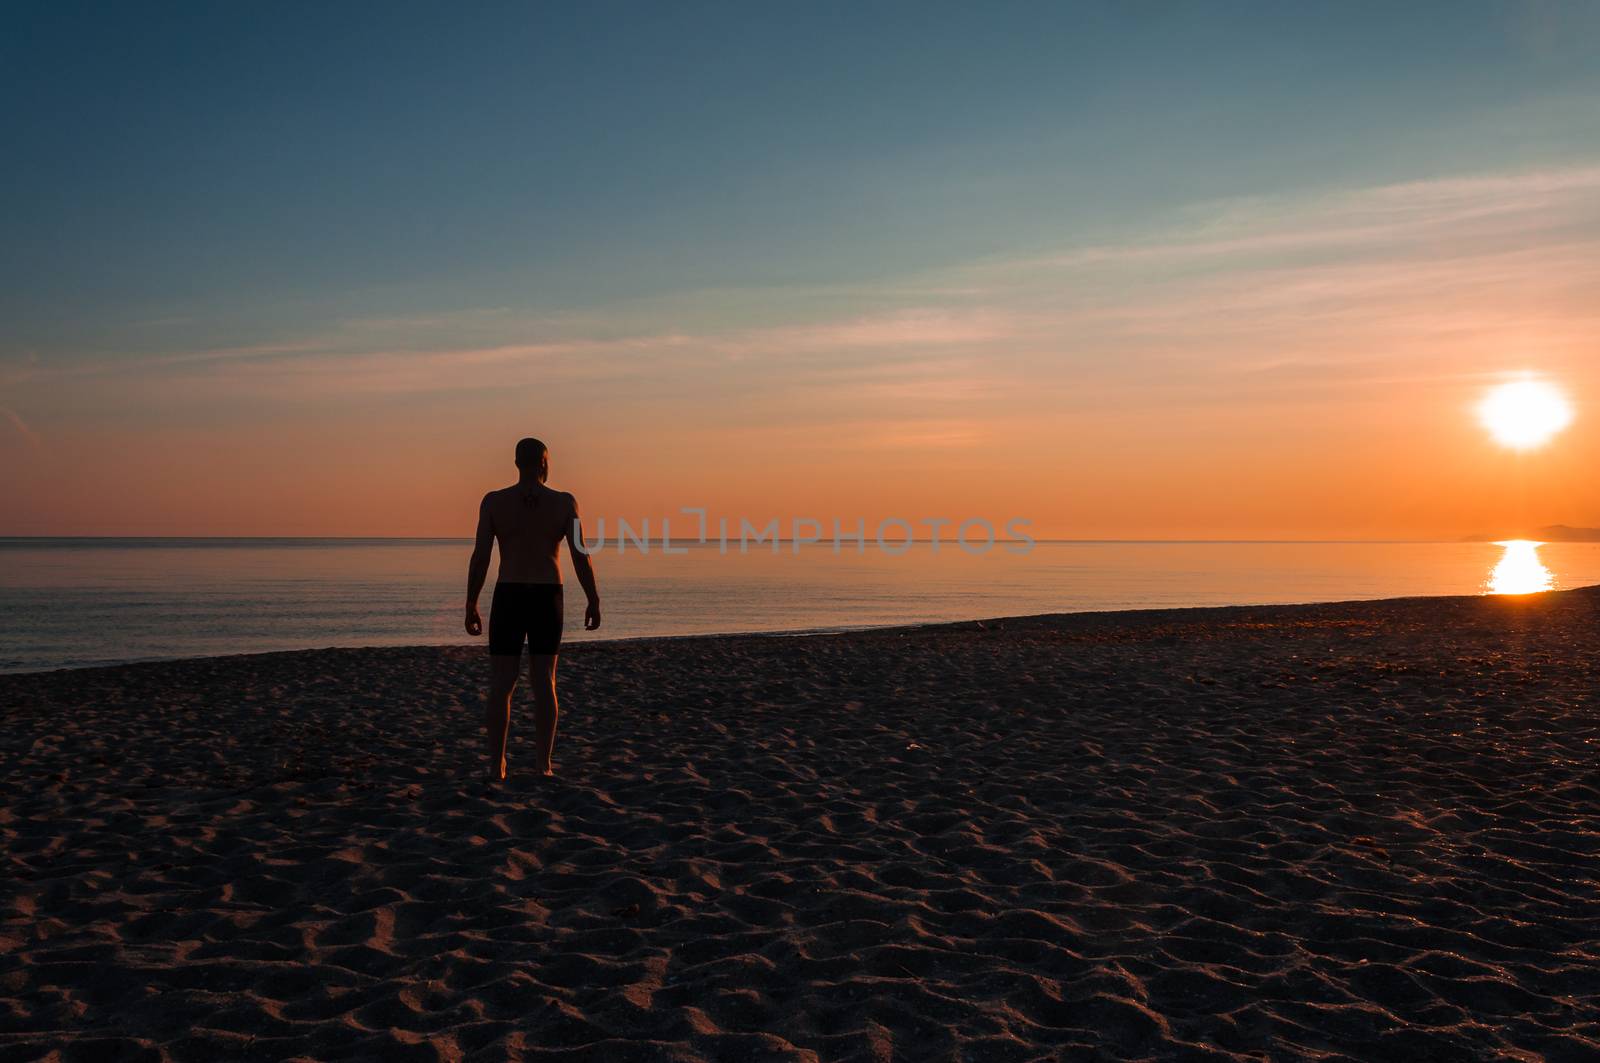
[3,589,1598,1061]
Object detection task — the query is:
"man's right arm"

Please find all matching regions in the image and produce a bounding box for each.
[565,493,601,630]
[465,493,494,636]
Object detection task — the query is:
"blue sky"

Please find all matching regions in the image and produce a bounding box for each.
[5,1,1596,355]
[3,2,1599,535]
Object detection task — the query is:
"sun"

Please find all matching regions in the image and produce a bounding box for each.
[1477,378,1573,450]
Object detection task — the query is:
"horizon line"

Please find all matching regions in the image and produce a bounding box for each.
[0,534,1494,545]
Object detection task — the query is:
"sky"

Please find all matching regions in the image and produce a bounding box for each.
[3,1,1599,538]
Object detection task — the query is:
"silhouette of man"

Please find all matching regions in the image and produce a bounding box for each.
[466,438,601,780]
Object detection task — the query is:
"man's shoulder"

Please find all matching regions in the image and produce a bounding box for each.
[484,483,575,510]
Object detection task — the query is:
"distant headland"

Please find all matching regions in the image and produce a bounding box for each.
[1463,525,1600,543]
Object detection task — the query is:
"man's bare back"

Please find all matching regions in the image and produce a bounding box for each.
[481,480,577,584]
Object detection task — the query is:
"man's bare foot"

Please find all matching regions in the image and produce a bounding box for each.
[538,764,554,777]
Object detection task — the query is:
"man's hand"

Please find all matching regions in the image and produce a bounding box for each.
[465,603,483,637]
[584,599,602,631]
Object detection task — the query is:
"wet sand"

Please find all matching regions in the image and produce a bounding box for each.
[3,589,1598,1061]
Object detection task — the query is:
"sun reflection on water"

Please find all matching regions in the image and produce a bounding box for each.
[1486,540,1554,595]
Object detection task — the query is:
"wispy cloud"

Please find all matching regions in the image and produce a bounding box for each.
[1003,165,1600,272]
[1,406,40,448]
[33,307,1016,401]
[946,165,1600,388]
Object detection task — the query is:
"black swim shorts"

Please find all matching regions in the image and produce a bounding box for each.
[488,582,564,655]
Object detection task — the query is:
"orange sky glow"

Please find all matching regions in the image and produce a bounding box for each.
[3,167,1597,540]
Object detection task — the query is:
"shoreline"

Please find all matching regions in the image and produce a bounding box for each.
[4,587,1598,1059]
[7,583,1596,679]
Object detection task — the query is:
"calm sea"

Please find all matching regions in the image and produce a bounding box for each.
[1,538,1596,673]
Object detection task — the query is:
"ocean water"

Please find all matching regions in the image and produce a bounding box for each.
[1,538,1598,673]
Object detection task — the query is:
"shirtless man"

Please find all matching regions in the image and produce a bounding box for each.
[465,438,601,780]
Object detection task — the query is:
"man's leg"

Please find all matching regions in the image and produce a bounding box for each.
[529,653,559,776]
[486,654,520,780]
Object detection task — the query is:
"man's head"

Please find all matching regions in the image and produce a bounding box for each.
[515,437,549,482]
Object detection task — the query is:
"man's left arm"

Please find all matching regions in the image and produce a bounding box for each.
[564,493,601,631]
